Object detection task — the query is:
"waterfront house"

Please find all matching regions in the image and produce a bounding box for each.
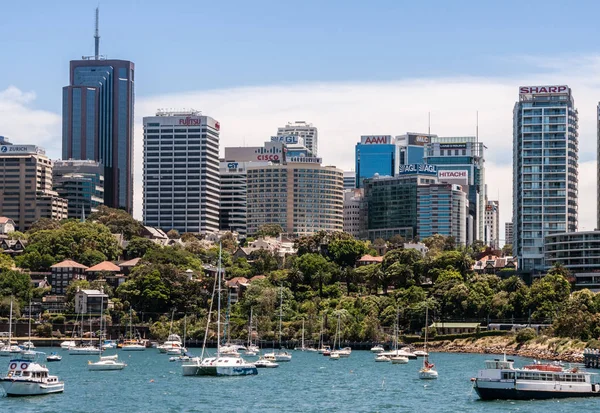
[74,288,109,314]
[0,217,16,234]
[86,260,125,288]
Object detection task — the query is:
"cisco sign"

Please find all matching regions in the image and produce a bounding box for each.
[361,135,392,145]
[398,163,437,175]
[271,136,298,144]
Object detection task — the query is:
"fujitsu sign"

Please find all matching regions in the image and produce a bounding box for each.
[360,135,392,144]
[178,117,201,126]
[519,85,568,95]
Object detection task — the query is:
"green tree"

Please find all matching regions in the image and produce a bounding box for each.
[167,229,180,239]
[0,270,33,303]
[248,249,278,275]
[88,205,144,240]
[256,224,283,238]
[502,244,513,257]
[295,253,331,297]
[6,231,26,240]
[526,272,570,320]
[125,237,160,259]
[27,218,61,234]
[220,232,238,253]
[0,253,14,271]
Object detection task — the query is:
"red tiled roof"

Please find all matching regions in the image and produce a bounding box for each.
[357,254,383,263]
[86,261,121,272]
[0,217,13,224]
[226,277,249,287]
[50,260,88,269]
[250,275,266,282]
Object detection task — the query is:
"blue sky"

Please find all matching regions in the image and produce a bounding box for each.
[1,0,600,229]
[2,0,600,111]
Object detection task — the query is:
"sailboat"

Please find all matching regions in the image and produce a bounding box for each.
[264,287,292,362]
[330,312,351,358]
[418,305,438,379]
[88,299,126,370]
[317,316,330,354]
[181,244,257,376]
[167,315,188,355]
[295,318,317,352]
[244,309,259,356]
[20,302,38,361]
[0,299,21,356]
[389,308,408,364]
[69,307,102,355]
[122,309,145,351]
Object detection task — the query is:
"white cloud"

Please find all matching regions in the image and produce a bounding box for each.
[0,86,62,158]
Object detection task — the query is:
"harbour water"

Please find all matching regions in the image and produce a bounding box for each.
[1,349,598,412]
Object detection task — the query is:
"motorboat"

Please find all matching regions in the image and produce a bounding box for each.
[167,347,186,355]
[473,356,600,400]
[170,355,191,362]
[391,355,409,364]
[380,349,416,359]
[46,353,62,362]
[254,357,279,368]
[21,341,35,350]
[101,340,117,350]
[414,350,428,357]
[19,350,37,361]
[69,345,102,355]
[330,352,340,360]
[158,333,183,354]
[121,340,146,351]
[88,354,127,371]
[0,359,64,396]
[263,351,292,362]
[371,345,385,353]
[336,347,352,358]
[60,340,77,350]
[375,354,390,362]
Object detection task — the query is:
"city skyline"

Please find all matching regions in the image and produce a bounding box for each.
[1,2,600,231]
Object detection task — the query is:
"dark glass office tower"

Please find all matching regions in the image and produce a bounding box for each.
[62,59,135,214]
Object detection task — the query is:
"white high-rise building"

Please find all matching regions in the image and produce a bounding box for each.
[485,200,499,249]
[513,85,578,272]
[343,188,364,238]
[277,121,318,156]
[143,110,220,234]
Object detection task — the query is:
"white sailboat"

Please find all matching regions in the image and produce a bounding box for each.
[418,305,438,380]
[264,287,292,362]
[181,244,257,377]
[69,309,101,355]
[88,298,126,370]
[330,312,351,358]
[0,299,22,356]
[20,302,38,361]
[244,309,259,356]
[389,308,408,364]
[121,309,145,351]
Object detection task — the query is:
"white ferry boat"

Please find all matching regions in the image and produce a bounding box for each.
[0,359,64,396]
[473,356,600,400]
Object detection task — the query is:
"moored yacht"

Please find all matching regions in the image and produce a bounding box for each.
[88,354,127,371]
[69,344,102,355]
[473,356,600,400]
[370,345,385,353]
[0,359,64,396]
[60,340,77,350]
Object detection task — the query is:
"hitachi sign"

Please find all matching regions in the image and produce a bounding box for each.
[519,85,568,94]
[361,135,391,145]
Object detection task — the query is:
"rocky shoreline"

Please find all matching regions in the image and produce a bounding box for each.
[424,337,585,363]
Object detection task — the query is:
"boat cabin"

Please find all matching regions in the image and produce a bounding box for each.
[484,359,515,370]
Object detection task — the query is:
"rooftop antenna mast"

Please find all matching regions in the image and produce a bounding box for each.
[428,112,431,136]
[94,7,100,60]
[476,111,479,143]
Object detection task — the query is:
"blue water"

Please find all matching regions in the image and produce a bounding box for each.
[1,349,599,412]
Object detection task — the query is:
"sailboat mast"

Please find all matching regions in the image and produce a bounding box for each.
[424,306,429,366]
[8,299,12,342]
[217,243,222,356]
[301,318,305,350]
[279,286,283,347]
[248,308,253,347]
[28,301,32,341]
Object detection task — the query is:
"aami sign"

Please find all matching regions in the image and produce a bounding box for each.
[519,85,568,95]
[361,135,391,145]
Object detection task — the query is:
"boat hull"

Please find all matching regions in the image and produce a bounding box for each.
[0,380,64,396]
[474,385,600,400]
[88,364,126,371]
[121,345,145,351]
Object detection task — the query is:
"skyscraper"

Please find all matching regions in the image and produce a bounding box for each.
[597,103,600,230]
[62,8,135,213]
[423,136,486,244]
[277,121,318,156]
[505,222,513,250]
[484,200,499,249]
[53,160,104,219]
[143,110,220,234]
[343,171,356,190]
[417,183,467,245]
[355,135,398,188]
[0,142,68,231]
[513,85,578,272]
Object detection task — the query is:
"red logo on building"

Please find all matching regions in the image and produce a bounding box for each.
[215,121,220,131]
